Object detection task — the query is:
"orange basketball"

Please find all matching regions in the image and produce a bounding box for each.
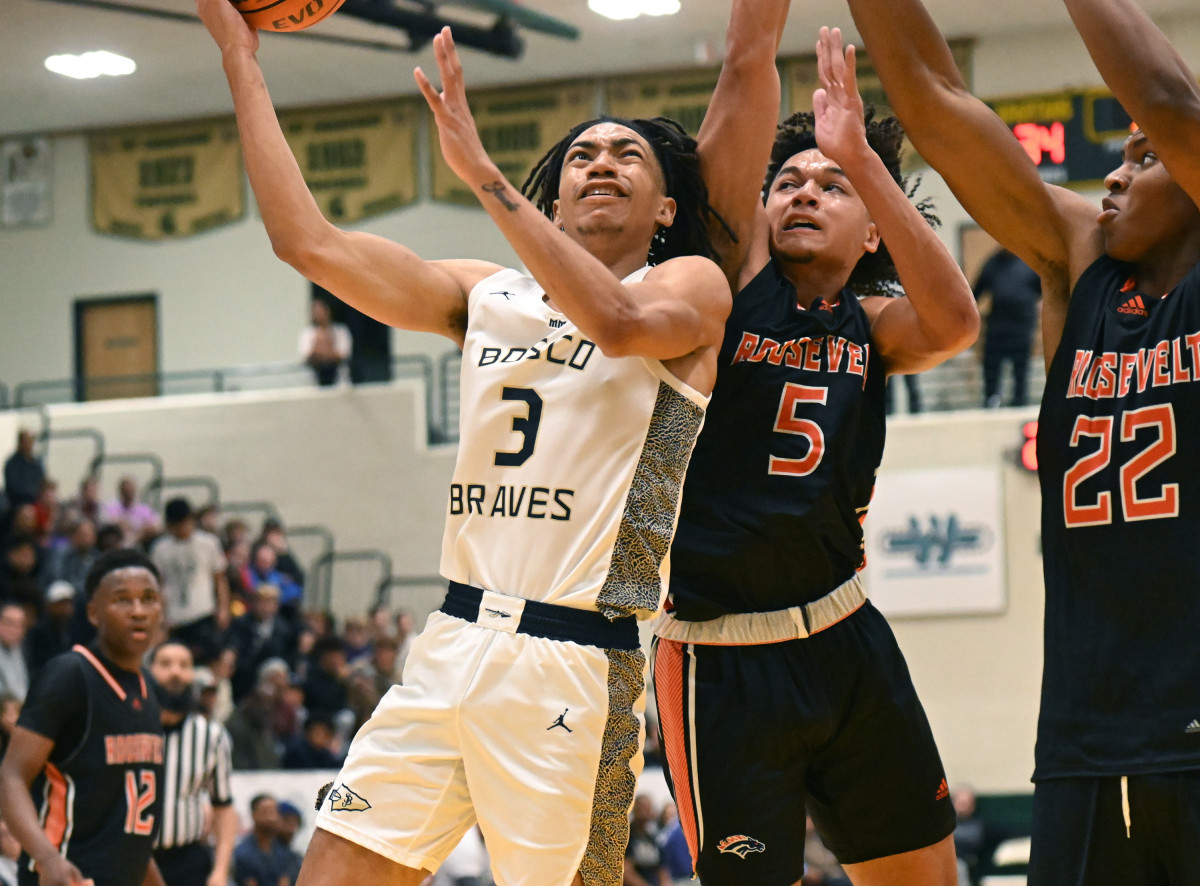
[229,0,347,32]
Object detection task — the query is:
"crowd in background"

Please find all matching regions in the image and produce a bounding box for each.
[0,429,1012,886]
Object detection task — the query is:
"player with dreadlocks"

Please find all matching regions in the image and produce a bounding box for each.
[651,10,977,886]
[196,3,730,884]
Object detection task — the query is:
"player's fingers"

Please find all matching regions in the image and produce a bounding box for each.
[813,88,828,121]
[413,67,442,111]
[438,27,464,90]
[844,45,860,96]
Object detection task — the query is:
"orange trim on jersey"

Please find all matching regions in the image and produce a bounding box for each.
[72,645,126,701]
[138,673,147,699]
[42,763,69,850]
[654,639,701,872]
[1121,277,1137,293]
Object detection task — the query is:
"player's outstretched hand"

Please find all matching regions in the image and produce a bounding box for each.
[813,26,868,167]
[415,28,495,186]
[196,0,260,56]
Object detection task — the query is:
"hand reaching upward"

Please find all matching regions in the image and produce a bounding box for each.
[414,28,498,189]
[813,26,869,168]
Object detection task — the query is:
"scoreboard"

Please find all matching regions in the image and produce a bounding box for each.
[987,90,1134,189]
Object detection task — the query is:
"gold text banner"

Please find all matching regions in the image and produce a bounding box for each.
[430,82,596,206]
[90,119,244,240]
[280,100,419,224]
[604,68,720,135]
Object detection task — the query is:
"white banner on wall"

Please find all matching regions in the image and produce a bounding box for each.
[863,465,1006,617]
[1,136,52,227]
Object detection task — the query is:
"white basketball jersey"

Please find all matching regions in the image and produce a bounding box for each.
[440,267,709,619]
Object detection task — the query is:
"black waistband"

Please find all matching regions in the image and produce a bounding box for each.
[441,581,640,650]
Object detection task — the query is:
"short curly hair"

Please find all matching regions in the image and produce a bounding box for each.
[763,108,939,297]
[521,115,731,266]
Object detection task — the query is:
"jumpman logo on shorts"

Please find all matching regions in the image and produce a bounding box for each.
[548,709,573,732]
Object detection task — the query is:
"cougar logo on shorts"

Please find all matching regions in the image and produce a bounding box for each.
[717,835,766,858]
[327,784,372,812]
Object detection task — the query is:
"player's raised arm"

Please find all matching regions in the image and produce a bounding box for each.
[812,28,977,372]
[0,728,91,886]
[695,0,791,284]
[415,28,730,375]
[1062,0,1200,207]
[843,0,1100,345]
[195,0,499,347]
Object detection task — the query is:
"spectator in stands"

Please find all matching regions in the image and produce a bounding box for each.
[2,430,43,509]
[43,517,97,596]
[102,475,162,548]
[225,538,253,607]
[0,605,29,703]
[625,794,668,886]
[340,615,371,665]
[0,506,37,559]
[275,803,304,886]
[30,480,60,547]
[656,805,691,886]
[226,658,288,771]
[952,784,1001,886]
[96,522,124,553]
[0,819,19,886]
[195,648,236,724]
[151,497,231,660]
[299,296,352,387]
[60,475,102,530]
[302,635,349,723]
[258,520,304,592]
[0,537,42,625]
[281,712,340,770]
[247,543,302,612]
[227,584,297,701]
[233,795,293,886]
[25,582,78,675]
[350,635,397,707]
[972,248,1042,408]
[195,504,222,538]
[885,373,923,415]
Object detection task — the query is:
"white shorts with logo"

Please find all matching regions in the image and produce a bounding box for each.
[314,600,647,886]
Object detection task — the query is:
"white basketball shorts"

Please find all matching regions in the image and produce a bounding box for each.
[314,589,647,886]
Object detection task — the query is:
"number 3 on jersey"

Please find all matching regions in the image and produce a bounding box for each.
[494,387,543,468]
[769,383,827,476]
[123,769,156,836]
[1063,403,1179,527]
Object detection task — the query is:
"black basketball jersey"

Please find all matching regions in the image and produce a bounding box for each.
[669,259,888,619]
[17,644,163,886]
[1036,254,1200,780]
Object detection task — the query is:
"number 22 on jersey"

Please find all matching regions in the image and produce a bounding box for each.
[1063,403,1180,527]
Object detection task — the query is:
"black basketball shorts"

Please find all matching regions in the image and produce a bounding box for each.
[1028,771,1200,885]
[652,602,955,886]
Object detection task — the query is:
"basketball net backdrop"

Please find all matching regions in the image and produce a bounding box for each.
[90,119,245,241]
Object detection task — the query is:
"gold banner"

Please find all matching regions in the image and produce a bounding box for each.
[280,100,418,223]
[90,119,244,240]
[430,81,596,206]
[604,68,720,135]
[784,40,974,170]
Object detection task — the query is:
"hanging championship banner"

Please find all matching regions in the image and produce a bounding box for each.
[604,68,720,135]
[90,119,244,240]
[784,40,973,171]
[280,100,418,224]
[1,136,53,227]
[430,81,596,206]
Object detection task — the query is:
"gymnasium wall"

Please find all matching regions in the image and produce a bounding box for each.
[3,16,1200,391]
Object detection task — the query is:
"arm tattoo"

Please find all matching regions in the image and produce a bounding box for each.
[482,181,520,212]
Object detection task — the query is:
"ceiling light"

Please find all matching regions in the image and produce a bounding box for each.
[587,0,681,21]
[44,51,136,80]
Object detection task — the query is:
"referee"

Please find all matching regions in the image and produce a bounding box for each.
[149,641,236,886]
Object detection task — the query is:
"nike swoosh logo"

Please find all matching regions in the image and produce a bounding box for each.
[484,608,512,618]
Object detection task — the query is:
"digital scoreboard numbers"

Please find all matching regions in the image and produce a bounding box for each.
[987,90,1133,189]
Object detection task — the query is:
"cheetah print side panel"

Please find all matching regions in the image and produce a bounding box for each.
[597,381,705,620]
[579,648,646,886]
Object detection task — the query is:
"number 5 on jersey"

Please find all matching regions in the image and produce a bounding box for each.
[770,383,828,476]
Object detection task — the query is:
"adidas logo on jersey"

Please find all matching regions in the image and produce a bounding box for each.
[935,777,950,801]
[1185,719,1200,734]
[1117,294,1149,317]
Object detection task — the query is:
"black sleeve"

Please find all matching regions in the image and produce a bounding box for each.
[16,651,88,759]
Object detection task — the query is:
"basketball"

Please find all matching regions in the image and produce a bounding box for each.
[229,0,347,32]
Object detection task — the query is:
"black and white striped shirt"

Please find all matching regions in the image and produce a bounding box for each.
[156,712,234,849]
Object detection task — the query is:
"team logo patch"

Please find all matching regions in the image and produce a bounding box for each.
[717,834,766,858]
[327,784,372,812]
